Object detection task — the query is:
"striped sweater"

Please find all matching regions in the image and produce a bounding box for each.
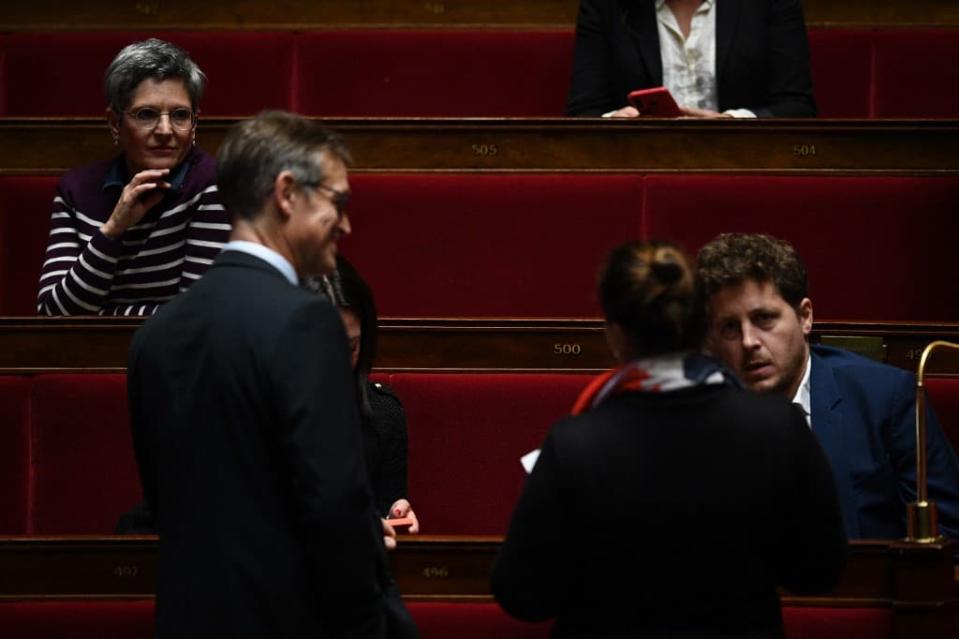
[37,149,230,316]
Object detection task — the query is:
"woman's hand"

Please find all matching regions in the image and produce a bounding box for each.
[101,168,171,239]
[388,498,420,534]
[603,106,640,118]
[381,518,398,551]
[678,106,732,119]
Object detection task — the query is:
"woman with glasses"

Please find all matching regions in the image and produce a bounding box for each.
[37,38,229,316]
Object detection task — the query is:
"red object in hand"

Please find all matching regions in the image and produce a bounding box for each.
[627,87,682,117]
[387,517,415,532]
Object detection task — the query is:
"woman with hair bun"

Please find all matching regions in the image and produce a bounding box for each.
[492,240,846,638]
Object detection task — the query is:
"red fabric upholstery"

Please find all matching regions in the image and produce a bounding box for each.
[873,29,959,118]
[390,373,593,534]
[408,602,551,638]
[643,175,959,322]
[30,374,140,534]
[2,29,958,118]
[926,377,959,455]
[0,176,58,315]
[295,30,574,116]
[807,29,874,118]
[0,376,31,534]
[782,606,892,639]
[342,173,642,318]
[407,602,892,639]
[1,32,294,116]
[0,600,154,638]
[0,600,895,639]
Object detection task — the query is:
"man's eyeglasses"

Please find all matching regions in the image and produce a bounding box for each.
[124,107,196,132]
[304,182,351,217]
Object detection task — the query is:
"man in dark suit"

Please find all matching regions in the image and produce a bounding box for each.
[566,0,816,117]
[698,233,959,540]
[128,111,412,638]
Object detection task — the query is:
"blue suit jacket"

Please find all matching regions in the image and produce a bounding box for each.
[810,344,959,539]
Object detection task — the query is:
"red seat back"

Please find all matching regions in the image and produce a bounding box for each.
[390,372,593,534]
[342,173,643,318]
[0,376,31,534]
[1,32,295,117]
[873,29,959,118]
[807,28,874,118]
[0,176,58,315]
[644,175,959,321]
[295,30,574,116]
[30,374,140,533]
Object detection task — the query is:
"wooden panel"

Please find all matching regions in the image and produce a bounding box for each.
[1,0,958,29]
[0,317,957,374]
[2,118,958,175]
[0,536,953,604]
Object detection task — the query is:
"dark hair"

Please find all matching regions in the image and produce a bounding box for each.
[104,38,206,114]
[307,257,378,418]
[217,110,352,221]
[599,240,703,357]
[697,233,809,308]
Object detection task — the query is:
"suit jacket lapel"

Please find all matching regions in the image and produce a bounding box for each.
[810,349,859,538]
[715,0,740,80]
[622,0,663,86]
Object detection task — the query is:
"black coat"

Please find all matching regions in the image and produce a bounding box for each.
[128,250,396,638]
[492,385,846,638]
[566,0,816,117]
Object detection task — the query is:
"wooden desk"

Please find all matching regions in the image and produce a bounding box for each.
[0,536,954,638]
[0,317,957,375]
[0,0,957,29]
[2,118,958,175]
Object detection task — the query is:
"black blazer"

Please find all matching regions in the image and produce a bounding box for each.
[566,0,816,117]
[491,385,846,638]
[128,250,397,638]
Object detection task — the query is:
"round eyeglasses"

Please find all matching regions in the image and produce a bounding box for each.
[124,107,196,131]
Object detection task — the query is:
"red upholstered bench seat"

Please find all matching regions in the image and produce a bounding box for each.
[0,28,956,117]
[0,372,595,535]
[0,376,31,534]
[0,600,155,639]
[391,372,594,534]
[4,173,959,320]
[0,600,893,639]
[1,369,956,536]
[0,32,295,117]
[341,173,642,318]
[0,176,58,315]
[30,374,140,534]
[295,30,574,117]
[643,175,959,322]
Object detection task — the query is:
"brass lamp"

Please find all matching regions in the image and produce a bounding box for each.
[906,340,959,543]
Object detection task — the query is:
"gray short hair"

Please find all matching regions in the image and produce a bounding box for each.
[217,110,352,221]
[104,38,206,113]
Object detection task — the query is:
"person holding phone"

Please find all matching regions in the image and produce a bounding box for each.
[306,257,420,532]
[566,0,817,118]
[37,39,229,316]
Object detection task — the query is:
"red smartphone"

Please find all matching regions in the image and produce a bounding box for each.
[627,87,682,117]
[386,517,415,532]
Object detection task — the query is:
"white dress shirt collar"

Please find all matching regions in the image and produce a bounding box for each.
[791,352,812,428]
[222,240,299,286]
